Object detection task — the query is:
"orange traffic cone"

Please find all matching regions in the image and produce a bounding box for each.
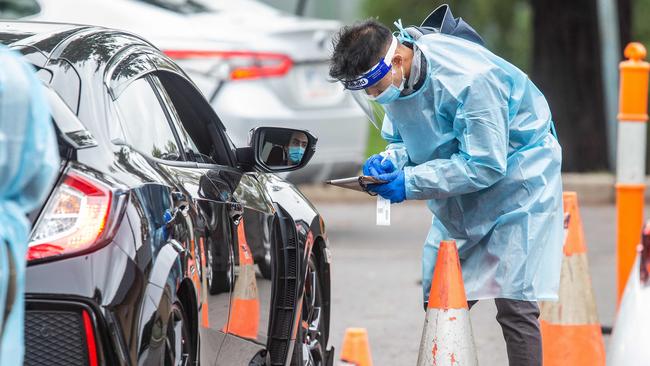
[222,219,260,340]
[417,240,477,366]
[539,192,605,365]
[199,237,210,328]
[339,328,373,366]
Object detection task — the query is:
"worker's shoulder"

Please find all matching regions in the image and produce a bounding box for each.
[418,32,487,54]
[421,34,522,80]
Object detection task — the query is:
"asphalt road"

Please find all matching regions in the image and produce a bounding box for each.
[318,201,626,365]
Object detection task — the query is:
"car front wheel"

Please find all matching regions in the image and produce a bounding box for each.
[291,252,328,366]
[164,303,193,366]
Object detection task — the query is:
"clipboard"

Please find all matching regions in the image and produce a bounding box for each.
[325,176,388,193]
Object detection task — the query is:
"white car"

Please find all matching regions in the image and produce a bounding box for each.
[13,0,368,183]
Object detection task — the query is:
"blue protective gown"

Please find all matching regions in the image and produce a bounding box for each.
[0,47,59,365]
[381,33,563,302]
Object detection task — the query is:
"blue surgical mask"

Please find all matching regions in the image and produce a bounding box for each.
[368,67,405,105]
[288,146,305,164]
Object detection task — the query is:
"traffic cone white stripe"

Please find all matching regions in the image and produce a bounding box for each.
[417,309,477,366]
[540,253,599,324]
[417,240,478,366]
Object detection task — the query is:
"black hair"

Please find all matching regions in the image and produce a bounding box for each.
[329,19,393,82]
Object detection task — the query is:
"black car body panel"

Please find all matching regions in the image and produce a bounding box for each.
[1,21,331,366]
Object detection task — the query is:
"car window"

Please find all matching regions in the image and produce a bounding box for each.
[148,75,206,158]
[0,0,40,18]
[115,77,183,161]
[154,72,234,166]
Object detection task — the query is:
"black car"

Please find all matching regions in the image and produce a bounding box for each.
[1,21,333,366]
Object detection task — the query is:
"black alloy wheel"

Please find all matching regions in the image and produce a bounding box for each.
[164,303,193,366]
[291,253,328,366]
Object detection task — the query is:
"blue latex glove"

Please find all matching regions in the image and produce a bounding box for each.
[363,154,396,176]
[367,170,406,203]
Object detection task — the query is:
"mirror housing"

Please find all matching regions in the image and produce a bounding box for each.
[237,127,317,173]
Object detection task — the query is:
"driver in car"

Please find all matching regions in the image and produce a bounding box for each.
[285,131,308,165]
[266,131,308,166]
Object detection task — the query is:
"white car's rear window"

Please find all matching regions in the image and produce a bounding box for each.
[0,0,41,19]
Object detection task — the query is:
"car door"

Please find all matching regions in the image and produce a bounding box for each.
[150,70,278,365]
[123,72,244,365]
[110,74,209,363]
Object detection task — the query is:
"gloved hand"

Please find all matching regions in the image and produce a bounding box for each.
[367,170,406,203]
[363,154,396,177]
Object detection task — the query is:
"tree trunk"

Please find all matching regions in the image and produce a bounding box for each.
[531,0,608,171]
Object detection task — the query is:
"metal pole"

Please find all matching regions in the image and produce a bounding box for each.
[596,0,621,170]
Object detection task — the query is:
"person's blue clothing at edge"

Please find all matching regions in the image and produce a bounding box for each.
[0,46,59,365]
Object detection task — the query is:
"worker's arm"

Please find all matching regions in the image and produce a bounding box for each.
[404,72,509,200]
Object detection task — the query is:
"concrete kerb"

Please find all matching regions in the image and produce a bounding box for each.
[298,173,650,205]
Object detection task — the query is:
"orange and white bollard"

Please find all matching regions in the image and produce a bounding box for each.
[616,42,650,305]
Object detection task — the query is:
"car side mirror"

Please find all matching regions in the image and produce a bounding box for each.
[237,127,317,173]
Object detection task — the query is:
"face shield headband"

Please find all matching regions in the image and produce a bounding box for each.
[342,36,398,91]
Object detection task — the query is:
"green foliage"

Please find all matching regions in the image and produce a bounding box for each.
[634,0,650,47]
[366,125,386,158]
[360,0,532,71]
[364,101,388,157]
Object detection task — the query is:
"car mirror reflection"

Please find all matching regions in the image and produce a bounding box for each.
[259,130,309,168]
[249,127,316,173]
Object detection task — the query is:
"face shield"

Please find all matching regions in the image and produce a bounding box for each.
[350,92,387,130]
[342,36,399,130]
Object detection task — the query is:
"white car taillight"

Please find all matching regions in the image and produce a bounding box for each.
[27,171,112,262]
[164,50,293,80]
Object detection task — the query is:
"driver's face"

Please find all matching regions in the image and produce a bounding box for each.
[288,133,308,149]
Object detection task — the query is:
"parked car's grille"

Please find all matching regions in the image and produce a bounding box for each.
[24,309,88,366]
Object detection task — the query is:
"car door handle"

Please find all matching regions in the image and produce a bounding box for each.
[227,202,243,224]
